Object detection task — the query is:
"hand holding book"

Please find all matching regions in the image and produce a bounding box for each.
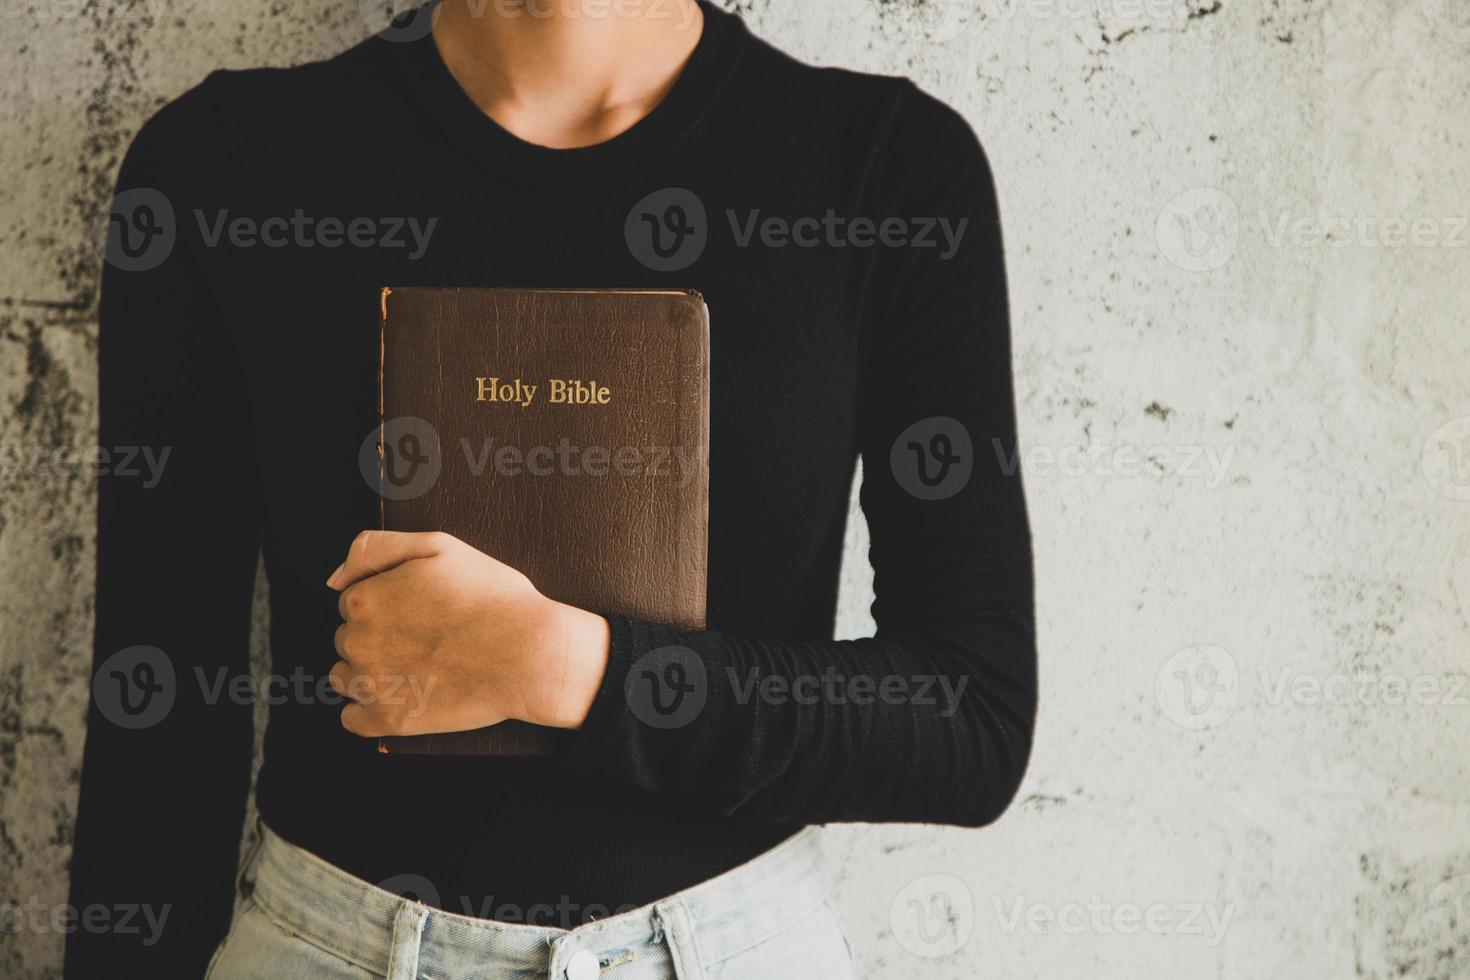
[325,529,612,737]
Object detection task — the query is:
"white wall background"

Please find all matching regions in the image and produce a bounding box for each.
[3,0,1470,977]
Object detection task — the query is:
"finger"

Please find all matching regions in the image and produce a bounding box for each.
[337,582,373,624]
[327,530,451,591]
[328,659,357,699]
[340,702,381,738]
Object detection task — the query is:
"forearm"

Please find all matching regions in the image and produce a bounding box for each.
[66,703,254,978]
[557,610,1035,826]
[68,475,259,976]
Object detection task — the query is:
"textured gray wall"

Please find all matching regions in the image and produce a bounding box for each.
[4,0,1470,977]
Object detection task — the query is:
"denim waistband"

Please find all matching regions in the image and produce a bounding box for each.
[247,820,827,980]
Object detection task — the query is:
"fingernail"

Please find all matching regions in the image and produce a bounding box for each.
[326,562,345,589]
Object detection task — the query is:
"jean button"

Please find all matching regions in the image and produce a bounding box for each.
[566,949,600,980]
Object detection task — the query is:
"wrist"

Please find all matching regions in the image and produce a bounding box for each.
[528,599,611,730]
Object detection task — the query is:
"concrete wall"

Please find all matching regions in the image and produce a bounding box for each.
[4,0,1469,976]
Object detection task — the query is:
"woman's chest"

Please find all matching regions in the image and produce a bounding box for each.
[208,205,867,535]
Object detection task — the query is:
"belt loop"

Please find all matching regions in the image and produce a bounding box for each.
[546,932,571,980]
[654,901,705,980]
[386,901,429,980]
[235,810,266,901]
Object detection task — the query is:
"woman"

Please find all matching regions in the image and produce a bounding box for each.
[67,0,1035,976]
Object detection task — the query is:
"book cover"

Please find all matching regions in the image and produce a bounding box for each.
[376,286,709,755]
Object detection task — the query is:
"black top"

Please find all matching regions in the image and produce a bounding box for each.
[66,4,1036,976]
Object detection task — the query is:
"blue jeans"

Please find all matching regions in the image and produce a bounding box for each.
[205,821,856,979]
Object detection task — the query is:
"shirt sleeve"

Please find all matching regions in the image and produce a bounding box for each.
[559,82,1036,828]
[65,76,263,980]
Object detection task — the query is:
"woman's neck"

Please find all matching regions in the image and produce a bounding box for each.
[431,0,705,149]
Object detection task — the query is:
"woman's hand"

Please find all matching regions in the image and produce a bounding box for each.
[325,530,610,738]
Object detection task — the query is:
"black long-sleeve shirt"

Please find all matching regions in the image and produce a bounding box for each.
[66,4,1036,976]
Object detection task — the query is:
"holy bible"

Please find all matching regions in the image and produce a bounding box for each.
[376,287,709,755]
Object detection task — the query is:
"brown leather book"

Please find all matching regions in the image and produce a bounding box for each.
[375,286,709,755]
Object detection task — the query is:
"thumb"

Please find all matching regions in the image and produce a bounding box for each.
[326,530,450,590]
